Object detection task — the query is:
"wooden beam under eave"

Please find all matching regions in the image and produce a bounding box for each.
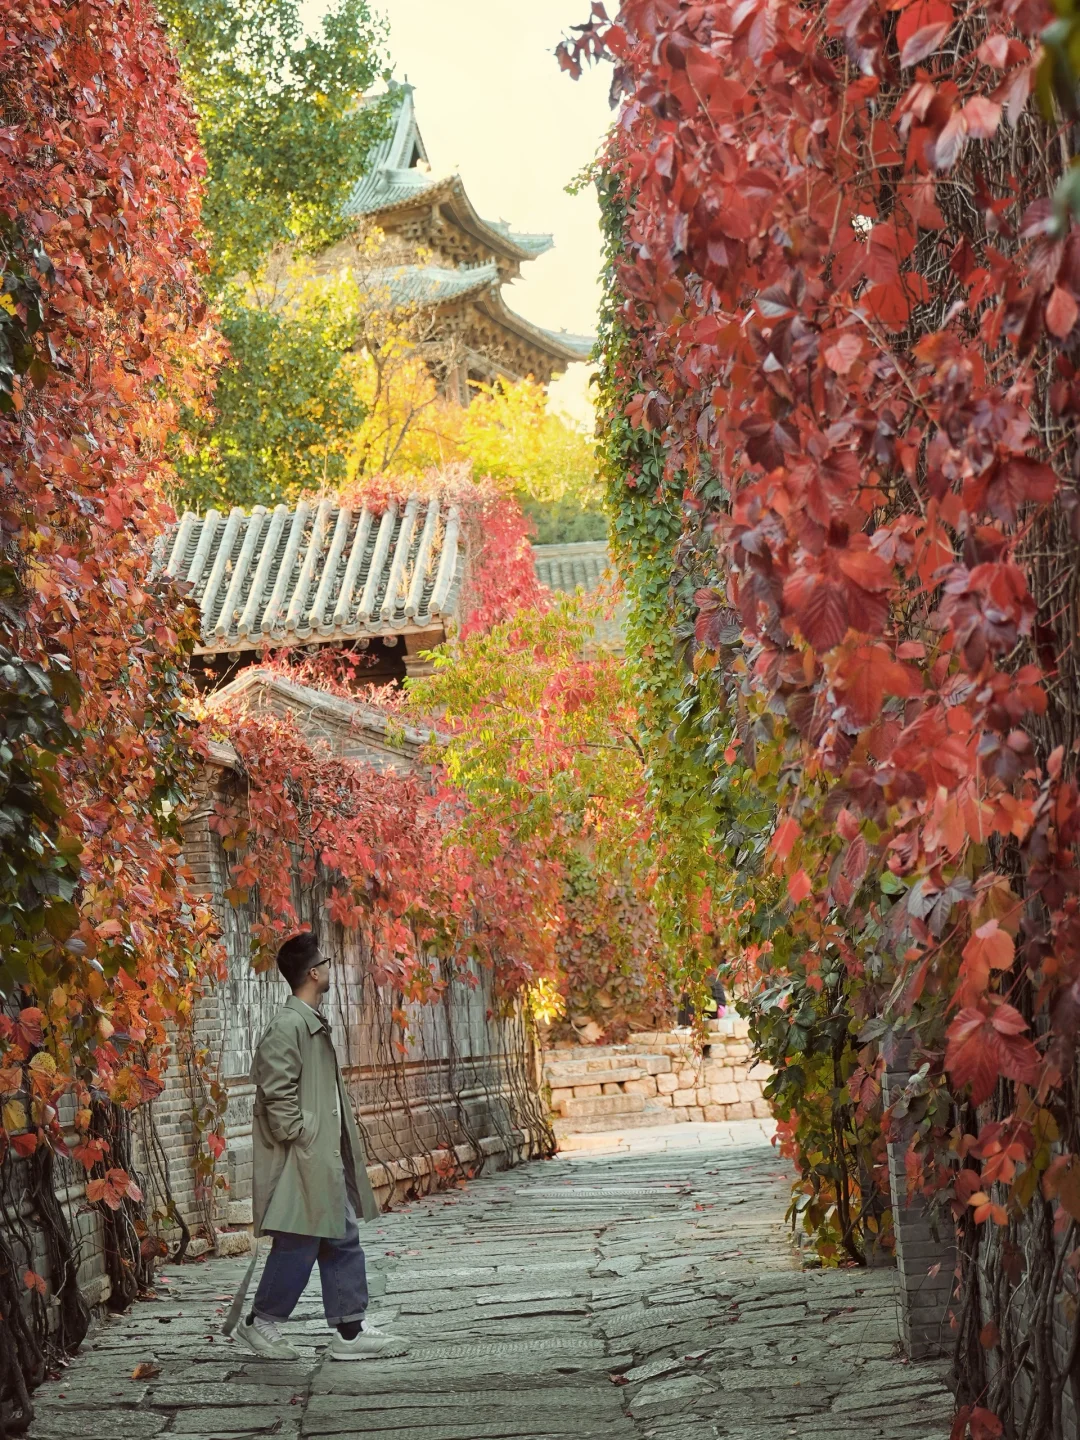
[191,622,444,659]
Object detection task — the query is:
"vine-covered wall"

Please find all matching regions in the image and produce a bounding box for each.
[153,675,554,1245]
[570,3,1080,1433]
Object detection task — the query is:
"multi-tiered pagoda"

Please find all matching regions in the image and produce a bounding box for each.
[332,83,591,400]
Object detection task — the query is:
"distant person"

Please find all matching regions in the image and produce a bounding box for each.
[224,931,408,1361]
[706,973,727,1019]
[676,973,728,1027]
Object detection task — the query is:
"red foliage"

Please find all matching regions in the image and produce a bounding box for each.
[1,0,223,1170]
[564,0,1080,1335]
[208,699,560,998]
[459,494,547,639]
[338,461,547,641]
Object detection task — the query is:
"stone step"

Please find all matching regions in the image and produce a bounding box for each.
[544,1055,672,1085]
[546,1063,646,1088]
[553,1105,681,1137]
[558,1092,646,1120]
[545,1045,634,1062]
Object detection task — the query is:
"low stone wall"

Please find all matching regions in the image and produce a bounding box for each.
[544,1016,773,1138]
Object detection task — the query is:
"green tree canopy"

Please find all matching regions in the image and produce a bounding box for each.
[171,268,370,510]
[160,0,390,283]
[161,0,391,512]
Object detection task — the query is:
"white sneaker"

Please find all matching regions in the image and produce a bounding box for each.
[236,1313,301,1360]
[328,1322,409,1361]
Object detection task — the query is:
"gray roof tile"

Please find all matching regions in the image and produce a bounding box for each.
[532,541,611,594]
[164,498,462,654]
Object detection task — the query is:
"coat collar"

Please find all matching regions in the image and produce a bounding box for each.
[285,994,328,1035]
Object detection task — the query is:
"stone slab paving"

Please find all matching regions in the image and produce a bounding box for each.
[27,1121,953,1440]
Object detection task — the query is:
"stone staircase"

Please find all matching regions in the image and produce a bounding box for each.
[543,1017,773,1141]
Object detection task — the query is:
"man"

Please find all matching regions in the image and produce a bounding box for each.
[235,930,409,1361]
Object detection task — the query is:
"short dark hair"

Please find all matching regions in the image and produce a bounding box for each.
[276,931,320,990]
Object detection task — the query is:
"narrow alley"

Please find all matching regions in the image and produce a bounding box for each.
[27,1122,952,1440]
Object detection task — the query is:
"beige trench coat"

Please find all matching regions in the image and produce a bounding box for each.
[250,996,379,1238]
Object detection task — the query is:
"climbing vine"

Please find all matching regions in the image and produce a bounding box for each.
[1,0,225,1422]
[206,683,561,1000]
[567,1,1080,1429]
[410,595,673,1041]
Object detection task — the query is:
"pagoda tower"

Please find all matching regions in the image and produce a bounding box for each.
[326,83,592,401]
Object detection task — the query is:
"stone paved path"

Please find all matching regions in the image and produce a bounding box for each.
[28,1122,953,1440]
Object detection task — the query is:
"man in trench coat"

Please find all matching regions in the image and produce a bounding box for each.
[234,930,409,1361]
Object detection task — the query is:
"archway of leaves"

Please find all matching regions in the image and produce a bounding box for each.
[564,1,1080,1433]
[1,0,226,1430]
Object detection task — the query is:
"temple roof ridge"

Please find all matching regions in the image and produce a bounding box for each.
[369,257,591,368]
[372,260,499,307]
[345,86,554,266]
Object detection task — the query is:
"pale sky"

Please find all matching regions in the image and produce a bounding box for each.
[313,0,615,424]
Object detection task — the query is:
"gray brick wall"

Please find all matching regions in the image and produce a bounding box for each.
[882,1049,957,1360]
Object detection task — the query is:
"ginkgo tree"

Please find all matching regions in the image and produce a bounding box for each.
[409,594,673,1039]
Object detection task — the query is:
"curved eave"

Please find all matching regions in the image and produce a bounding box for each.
[439,180,547,263]
[192,618,445,658]
[191,541,466,656]
[474,289,595,367]
[344,174,444,220]
[384,264,498,308]
[354,175,546,267]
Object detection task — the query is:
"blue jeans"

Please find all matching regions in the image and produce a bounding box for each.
[252,1192,368,1327]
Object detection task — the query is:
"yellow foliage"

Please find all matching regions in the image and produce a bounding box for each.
[528,975,567,1027]
[351,372,599,508]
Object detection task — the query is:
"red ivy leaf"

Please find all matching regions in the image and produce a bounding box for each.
[946,1004,1041,1104]
[787,869,813,905]
[961,96,1002,140]
[23,1269,46,1296]
[970,1408,1004,1440]
[771,817,800,860]
[823,333,862,374]
[900,19,952,67]
[1047,286,1079,339]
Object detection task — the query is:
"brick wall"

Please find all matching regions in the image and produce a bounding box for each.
[881,1049,957,1361]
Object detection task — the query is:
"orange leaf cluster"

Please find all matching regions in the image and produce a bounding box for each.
[1,0,224,1172]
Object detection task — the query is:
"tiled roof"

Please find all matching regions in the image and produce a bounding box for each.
[203,669,436,775]
[344,88,553,263]
[164,498,463,655]
[474,288,595,368]
[532,541,611,594]
[538,329,592,361]
[344,165,440,220]
[373,263,594,367]
[344,85,433,217]
[374,261,498,307]
[484,219,554,258]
